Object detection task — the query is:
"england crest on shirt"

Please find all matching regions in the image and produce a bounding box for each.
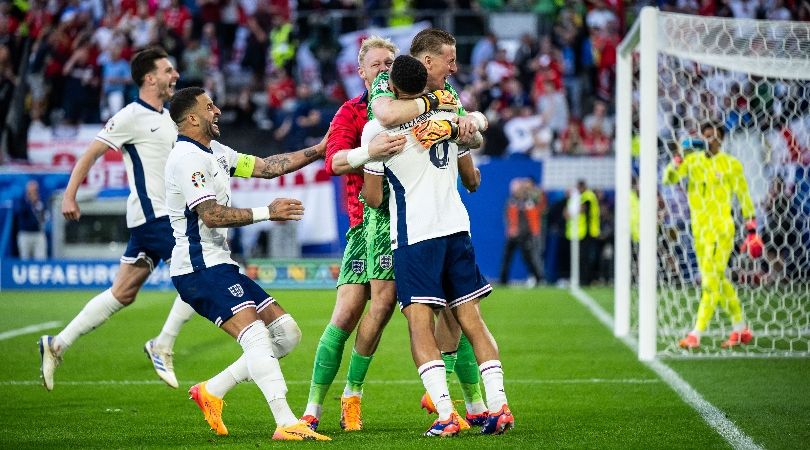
[228,284,244,297]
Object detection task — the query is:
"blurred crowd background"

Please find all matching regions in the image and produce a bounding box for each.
[1,0,809,286]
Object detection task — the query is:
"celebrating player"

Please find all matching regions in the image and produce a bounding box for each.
[663,123,761,349]
[362,54,512,437]
[301,36,408,432]
[366,28,488,427]
[40,47,195,391]
[165,87,329,440]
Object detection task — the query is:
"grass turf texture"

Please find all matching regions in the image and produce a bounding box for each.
[0,287,805,449]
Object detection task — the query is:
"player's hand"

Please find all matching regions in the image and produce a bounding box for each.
[417,90,458,113]
[412,119,459,150]
[268,198,304,221]
[62,196,81,221]
[315,128,331,158]
[368,132,407,158]
[740,218,763,258]
[455,115,478,143]
[672,152,683,168]
[466,168,481,193]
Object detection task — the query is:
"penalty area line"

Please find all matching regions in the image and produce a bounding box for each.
[0,321,63,341]
[570,287,763,450]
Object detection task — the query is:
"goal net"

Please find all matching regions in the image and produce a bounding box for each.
[614,8,810,359]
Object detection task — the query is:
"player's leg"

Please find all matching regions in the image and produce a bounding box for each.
[443,232,512,434]
[201,300,302,407]
[395,240,461,437]
[141,218,196,388]
[680,222,716,348]
[180,265,329,440]
[39,258,151,391]
[499,237,518,284]
[714,223,753,347]
[302,223,370,428]
[338,210,396,431]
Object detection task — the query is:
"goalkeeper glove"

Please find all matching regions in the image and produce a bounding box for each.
[740,218,764,258]
[415,90,458,114]
[412,119,459,150]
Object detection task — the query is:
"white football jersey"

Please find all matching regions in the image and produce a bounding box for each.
[96,99,177,227]
[165,136,242,276]
[363,111,471,250]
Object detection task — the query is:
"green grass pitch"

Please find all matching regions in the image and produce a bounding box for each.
[1,287,808,449]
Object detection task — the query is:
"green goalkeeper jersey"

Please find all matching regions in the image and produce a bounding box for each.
[366,71,467,120]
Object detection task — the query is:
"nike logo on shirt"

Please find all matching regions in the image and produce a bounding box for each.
[150,127,160,132]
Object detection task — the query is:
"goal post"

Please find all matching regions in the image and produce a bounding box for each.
[615,7,810,360]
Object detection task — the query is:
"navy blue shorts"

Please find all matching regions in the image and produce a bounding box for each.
[172,263,276,327]
[121,216,175,271]
[393,232,492,310]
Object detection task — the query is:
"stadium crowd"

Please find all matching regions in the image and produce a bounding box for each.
[1,0,809,284]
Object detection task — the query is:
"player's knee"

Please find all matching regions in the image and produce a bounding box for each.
[110,287,137,305]
[268,314,302,358]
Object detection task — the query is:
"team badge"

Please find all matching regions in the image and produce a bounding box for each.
[378,79,389,93]
[191,171,206,188]
[379,255,393,270]
[351,259,366,274]
[104,118,115,132]
[228,284,244,297]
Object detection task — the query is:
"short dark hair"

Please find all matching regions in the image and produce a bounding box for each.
[169,87,206,124]
[390,55,427,96]
[410,28,456,58]
[701,122,725,139]
[130,47,169,87]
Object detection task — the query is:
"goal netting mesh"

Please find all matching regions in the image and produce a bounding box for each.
[630,12,810,357]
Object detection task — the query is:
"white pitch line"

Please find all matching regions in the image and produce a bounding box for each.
[0,378,660,387]
[0,321,62,341]
[570,287,763,450]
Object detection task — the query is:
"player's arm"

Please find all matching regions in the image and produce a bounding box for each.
[249,134,327,179]
[194,198,304,228]
[662,152,688,185]
[732,159,755,220]
[361,162,385,208]
[62,140,111,221]
[330,132,406,175]
[458,153,481,193]
[369,72,458,127]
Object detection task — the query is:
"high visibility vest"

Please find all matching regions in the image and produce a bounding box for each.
[270,23,294,68]
[566,189,600,240]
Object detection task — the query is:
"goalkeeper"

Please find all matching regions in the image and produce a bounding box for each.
[663,123,761,349]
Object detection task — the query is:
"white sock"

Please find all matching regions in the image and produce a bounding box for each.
[732,321,746,332]
[303,403,322,419]
[238,321,298,427]
[205,318,298,399]
[343,386,362,398]
[55,288,124,354]
[418,360,452,421]
[206,356,245,399]
[690,329,702,338]
[154,296,195,350]
[467,399,488,415]
[479,360,508,412]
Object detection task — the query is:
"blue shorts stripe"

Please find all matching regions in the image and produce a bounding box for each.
[124,144,155,222]
[385,167,408,247]
[184,206,206,271]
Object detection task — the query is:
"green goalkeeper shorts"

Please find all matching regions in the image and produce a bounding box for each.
[364,203,395,281]
[337,224,369,287]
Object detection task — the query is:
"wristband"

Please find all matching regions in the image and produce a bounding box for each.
[414,97,427,115]
[252,206,270,223]
[346,145,371,168]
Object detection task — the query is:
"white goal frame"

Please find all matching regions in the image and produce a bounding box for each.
[614,7,810,360]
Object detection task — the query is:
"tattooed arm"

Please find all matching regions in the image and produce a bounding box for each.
[251,133,329,179]
[194,198,305,228]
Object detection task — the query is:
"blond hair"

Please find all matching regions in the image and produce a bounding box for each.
[358,35,398,66]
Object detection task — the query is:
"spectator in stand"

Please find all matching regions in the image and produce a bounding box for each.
[499,178,546,286]
[62,40,100,124]
[536,79,568,135]
[99,43,130,120]
[274,83,321,151]
[504,105,544,156]
[15,180,49,260]
[180,38,210,88]
[559,119,585,155]
[471,32,497,82]
[486,47,516,86]
[586,0,618,31]
[514,33,539,92]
